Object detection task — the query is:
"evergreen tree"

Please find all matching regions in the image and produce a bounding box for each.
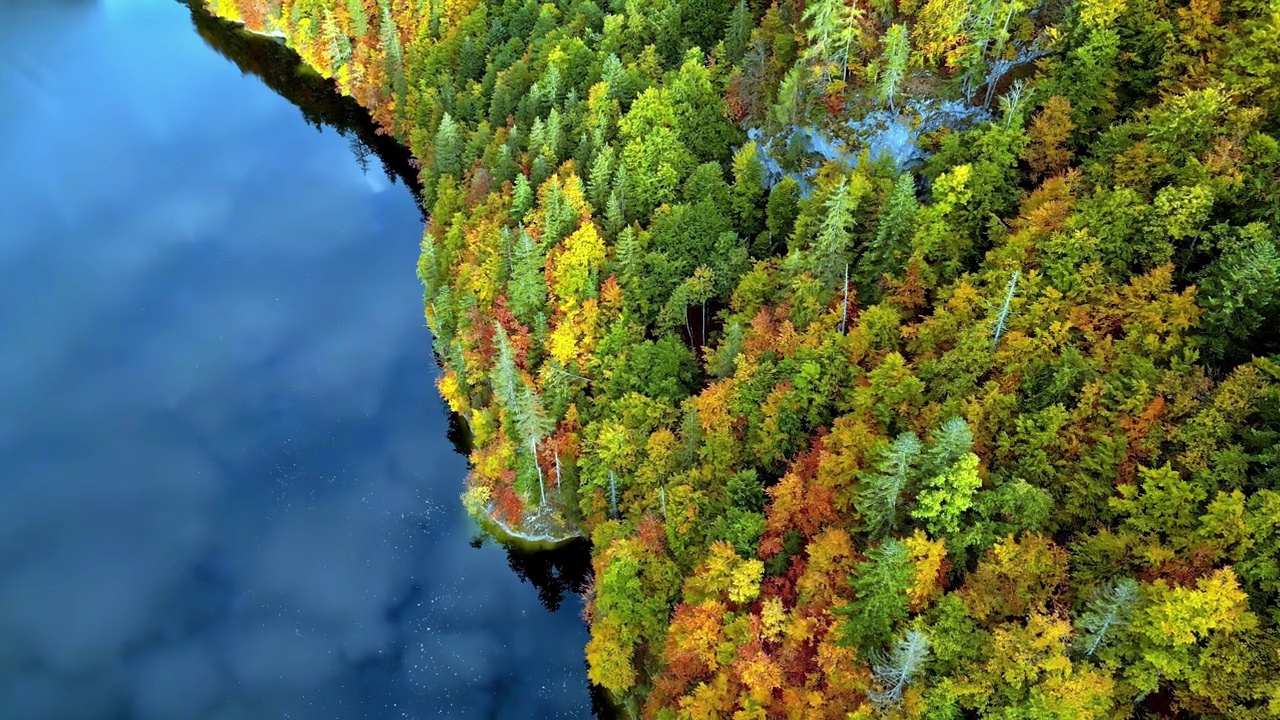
[868,630,931,707]
[724,0,752,64]
[856,171,918,300]
[433,113,464,178]
[1075,577,1139,658]
[509,228,548,327]
[878,24,910,109]
[858,431,924,536]
[837,539,915,653]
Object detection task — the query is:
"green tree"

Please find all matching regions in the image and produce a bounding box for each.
[857,431,925,536]
[509,228,548,327]
[837,539,915,653]
[878,24,910,109]
[857,171,918,299]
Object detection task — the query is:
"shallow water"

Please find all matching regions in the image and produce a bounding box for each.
[0,2,596,717]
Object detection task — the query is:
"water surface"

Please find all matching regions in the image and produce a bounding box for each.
[0,2,595,717]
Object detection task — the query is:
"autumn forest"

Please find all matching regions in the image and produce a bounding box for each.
[205,0,1280,715]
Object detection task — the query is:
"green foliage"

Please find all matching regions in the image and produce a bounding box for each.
[1075,577,1138,658]
[209,0,1280,712]
[836,539,914,654]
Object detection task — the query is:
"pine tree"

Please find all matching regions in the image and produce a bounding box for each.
[858,432,925,536]
[868,630,931,707]
[511,174,534,222]
[433,113,464,178]
[1075,577,1139,657]
[725,0,752,64]
[811,176,867,286]
[509,228,548,327]
[836,539,914,652]
[856,171,918,299]
[588,146,617,213]
[922,417,974,479]
[878,24,910,109]
[772,65,806,128]
[378,0,405,97]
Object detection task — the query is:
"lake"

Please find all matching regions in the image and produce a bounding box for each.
[0,1,599,717]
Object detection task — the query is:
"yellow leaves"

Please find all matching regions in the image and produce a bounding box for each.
[537,172,591,224]
[1078,0,1128,28]
[730,559,765,604]
[796,529,855,606]
[968,613,1120,719]
[551,222,606,305]
[931,164,972,214]
[685,542,764,605]
[738,649,783,706]
[1142,568,1256,646]
[461,484,491,517]
[760,597,788,643]
[816,637,863,693]
[786,614,815,643]
[960,534,1069,624]
[213,0,244,23]
[667,600,729,673]
[594,419,638,470]
[586,617,637,691]
[548,298,600,365]
[693,380,736,435]
[681,673,735,720]
[903,530,948,612]
[913,0,973,67]
[988,613,1073,686]
[469,406,497,447]
[436,370,470,415]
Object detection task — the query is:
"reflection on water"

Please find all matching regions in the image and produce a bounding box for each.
[179,0,425,208]
[0,1,599,718]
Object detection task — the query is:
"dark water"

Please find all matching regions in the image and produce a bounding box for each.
[0,2,598,718]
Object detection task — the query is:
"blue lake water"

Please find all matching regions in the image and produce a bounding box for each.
[0,2,596,717]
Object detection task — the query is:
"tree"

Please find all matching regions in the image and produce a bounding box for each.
[878,24,910,109]
[1075,577,1139,658]
[810,176,866,286]
[857,431,924,536]
[837,539,914,653]
[856,171,918,299]
[912,451,981,538]
[1023,95,1076,179]
[760,176,801,257]
[724,0,752,64]
[868,629,931,708]
[433,112,464,178]
[1197,223,1280,364]
[802,0,862,79]
[509,228,548,327]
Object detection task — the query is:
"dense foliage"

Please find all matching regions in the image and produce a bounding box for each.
[207,0,1280,715]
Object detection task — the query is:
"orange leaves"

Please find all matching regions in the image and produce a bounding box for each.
[763,468,837,545]
[736,644,784,706]
[494,483,524,526]
[1117,395,1168,484]
[692,380,737,435]
[664,600,730,686]
[600,275,624,315]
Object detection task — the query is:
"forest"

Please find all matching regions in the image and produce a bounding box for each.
[205,0,1280,715]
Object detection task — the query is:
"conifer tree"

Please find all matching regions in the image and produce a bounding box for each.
[856,171,917,299]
